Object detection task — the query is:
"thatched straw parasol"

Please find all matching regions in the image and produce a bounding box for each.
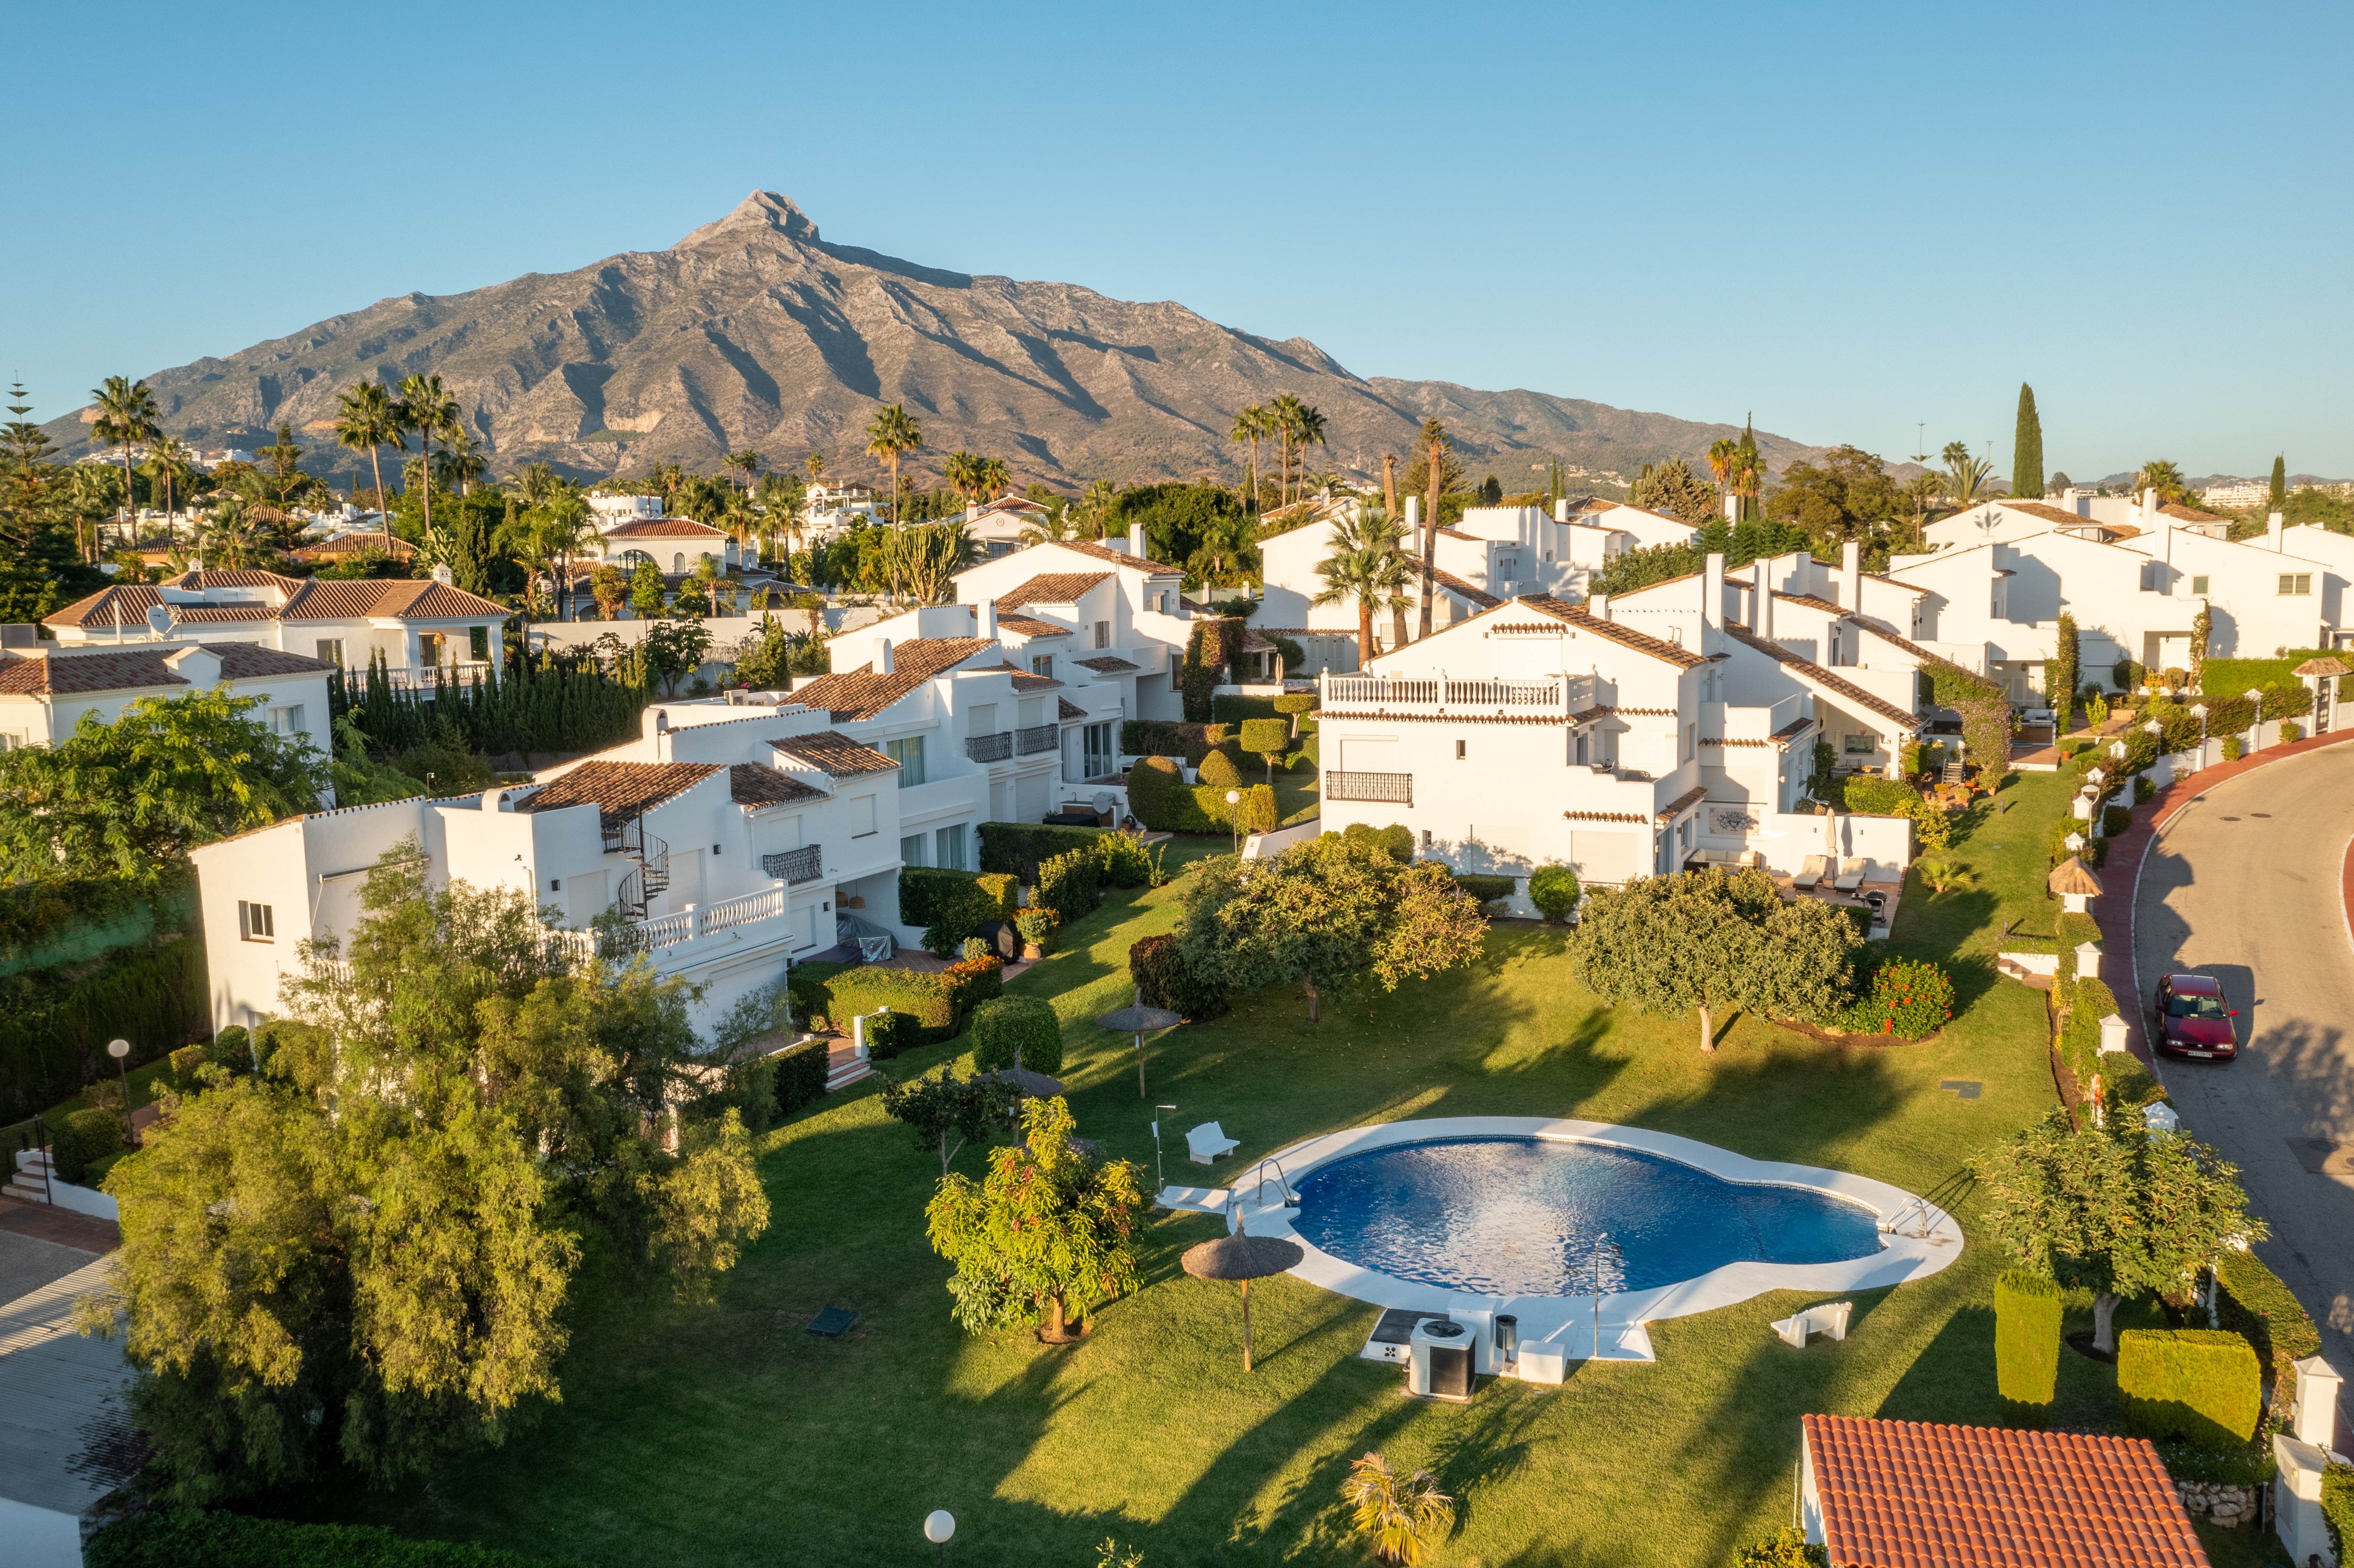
[1180,1231,1304,1372]
[985,1065,1065,1100]
[2293,657,2352,679]
[1098,991,1183,1098]
[2047,857,2104,899]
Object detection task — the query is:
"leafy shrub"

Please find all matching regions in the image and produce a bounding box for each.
[2215,1246,2322,1398]
[1037,846,1101,921]
[2283,720,2305,743]
[2114,657,2142,689]
[962,936,991,962]
[0,936,210,1122]
[1528,864,1580,922]
[2117,1329,2261,1451]
[1287,749,1317,772]
[1237,718,1290,766]
[1835,956,1954,1040]
[1015,907,1059,948]
[1208,693,1281,724]
[87,1511,588,1568]
[943,956,1004,1008]
[1900,743,1925,775]
[207,1024,249,1069]
[2101,804,2132,838]
[861,1010,909,1059]
[783,959,855,1030]
[1227,783,1278,835]
[772,1040,830,1116]
[1995,1271,2063,1413]
[1093,831,1161,888]
[48,1106,127,1184]
[1130,933,1226,1020]
[1272,692,1316,733]
[1196,746,1243,788]
[976,873,1019,919]
[2323,1461,2354,1564]
[2220,736,2243,762]
[1731,1527,1828,1568]
[168,1043,207,1090]
[2135,775,2155,803]
[1339,822,1414,862]
[1451,873,1516,903]
[900,866,985,927]
[970,996,1063,1075]
[1128,756,1219,832]
[978,823,1105,882]
[1119,720,1228,764]
[1841,776,1917,816]
[823,967,959,1048]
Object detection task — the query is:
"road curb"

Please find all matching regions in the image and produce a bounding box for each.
[2341,832,2354,962]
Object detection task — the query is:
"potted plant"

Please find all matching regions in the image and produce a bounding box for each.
[1016,906,1059,960]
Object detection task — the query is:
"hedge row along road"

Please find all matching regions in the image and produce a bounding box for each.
[2129,739,2354,1439]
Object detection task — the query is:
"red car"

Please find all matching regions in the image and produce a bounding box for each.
[2152,974,2239,1061]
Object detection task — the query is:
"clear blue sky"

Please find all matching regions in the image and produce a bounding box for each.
[7,0,2350,481]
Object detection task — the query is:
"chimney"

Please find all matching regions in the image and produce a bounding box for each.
[978,599,997,639]
[878,638,895,674]
[1589,592,1611,622]
[1702,552,1725,635]
[965,502,979,525]
[2268,511,2284,551]
[1405,496,1421,531]
[1127,522,1146,560]
[1757,575,1775,642]
[1841,541,1862,612]
[479,787,504,813]
[1553,498,1568,524]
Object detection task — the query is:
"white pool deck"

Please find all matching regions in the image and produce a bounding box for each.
[1193,1116,1963,1366]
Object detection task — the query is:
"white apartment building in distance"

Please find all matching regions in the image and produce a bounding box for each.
[0,629,335,754]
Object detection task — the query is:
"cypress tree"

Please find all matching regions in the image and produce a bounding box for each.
[2012,383,2044,499]
[2270,454,2286,511]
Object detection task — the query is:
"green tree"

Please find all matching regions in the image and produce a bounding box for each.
[2135,458,2189,506]
[87,375,161,561]
[2270,454,2286,512]
[1569,866,1860,1053]
[628,559,668,618]
[0,688,329,889]
[1342,1451,1455,1567]
[924,1095,1146,1338]
[721,448,763,491]
[1969,1110,2263,1353]
[640,618,714,695]
[865,402,922,526]
[1174,835,1487,1024]
[139,435,199,541]
[1628,458,1724,527]
[1313,506,1411,664]
[395,373,460,543]
[257,422,315,506]
[2012,383,2045,499]
[1762,446,1903,546]
[881,1066,1016,1175]
[90,850,768,1503]
[1941,440,1995,506]
[1229,403,1271,512]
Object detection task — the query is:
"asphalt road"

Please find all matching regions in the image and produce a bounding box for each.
[2132,743,2354,1395]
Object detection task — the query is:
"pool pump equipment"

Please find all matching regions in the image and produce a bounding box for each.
[1408,1318,1474,1402]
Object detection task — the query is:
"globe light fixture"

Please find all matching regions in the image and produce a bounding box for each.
[924,1510,956,1566]
[1224,787,1243,854]
[108,1038,133,1145]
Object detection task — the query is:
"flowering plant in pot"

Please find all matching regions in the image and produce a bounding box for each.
[1016,906,1060,958]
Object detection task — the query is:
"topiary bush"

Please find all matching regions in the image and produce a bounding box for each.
[1272,691,1316,736]
[1994,1270,2063,1416]
[861,1010,909,1060]
[2101,804,2132,838]
[168,1043,207,1090]
[2117,1329,2262,1451]
[772,1039,831,1117]
[1128,755,1220,832]
[1196,746,1243,788]
[1451,872,1516,903]
[969,995,1063,1075]
[823,967,959,1048]
[1037,846,1101,921]
[1528,863,1580,922]
[2215,1246,2322,1400]
[1237,718,1290,779]
[48,1106,127,1184]
[1130,933,1226,1020]
[1835,956,1954,1040]
[1338,821,1414,861]
[943,955,1004,1008]
[976,873,1019,919]
[1227,783,1278,835]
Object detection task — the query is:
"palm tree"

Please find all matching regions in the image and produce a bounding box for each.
[941,450,979,509]
[139,435,198,544]
[973,455,1009,502]
[864,402,922,526]
[1291,402,1329,508]
[1018,498,1076,546]
[1266,394,1308,509]
[1229,404,1269,513]
[1942,441,1994,506]
[721,449,763,492]
[395,373,460,542]
[507,461,564,507]
[87,376,160,560]
[1313,506,1411,665]
[1189,509,1261,588]
[1906,471,1943,547]
[1342,1451,1454,1567]
[332,380,407,548]
[1075,478,1118,541]
[804,452,826,484]
[2136,458,2189,506]
[197,496,272,570]
[63,464,124,563]
[1705,437,1740,505]
[650,461,685,512]
[1413,418,1455,641]
[438,428,488,496]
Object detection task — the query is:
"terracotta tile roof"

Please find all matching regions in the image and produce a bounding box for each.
[785,636,996,720]
[0,643,335,695]
[1803,1415,2207,1568]
[295,532,416,558]
[995,615,1069,637]
[358,580,512,620]
[728,762,828,806]
[994,571,1112,607]
[2004,500,2096,529]
[1655,784,1709,822]
[45,582,165,629]
[1774,591,1849,616]
[1561,808,1648,823]
[515,760,720,828]
[161,569,304,592]
[769,730,900,778]
[163,604,275,623]
[1588,499,1690,526]
[1430,568,1502,610]
[1772,714,1819,742]
[275,579,390,620]
[1057,696,1085,721]
[1036,539,1185,575]
[1075,655,1139,674]
[601,517,730,538]
[1509,595,1712,670]
[1727,624,1922,731]
[2160,502,2224,523]
[995,662,1065,691]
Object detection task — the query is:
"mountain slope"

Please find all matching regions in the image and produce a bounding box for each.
[53,191,1830,491]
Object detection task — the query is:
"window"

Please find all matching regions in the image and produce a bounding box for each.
[885,735,926,787]
[968,703,997,737]
[851,794,876,836]
[1031,654,1053,676]
[470,626,492,662]
[417,632,446,667]
[2280,573,2313,595]
[1683,723,1696,762]
[935,824,968,871]
[1455,739,1467,759]
[269,705,306,737]
[1844,732,1875,755]
[315,638,344,666]
[2189,575,2210,596]
[548,878,562,892]
[900,834,925,867]
[1094,620,1111,649]
[673,553,685,572]
[237,900,275,942]
[1083,721,1114,776]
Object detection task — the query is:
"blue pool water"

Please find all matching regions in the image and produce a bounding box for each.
[1292,1136,1883,1296]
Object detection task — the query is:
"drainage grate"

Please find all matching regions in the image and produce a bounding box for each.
[807,1307,860,1337]
[1939,1081,1983,1100]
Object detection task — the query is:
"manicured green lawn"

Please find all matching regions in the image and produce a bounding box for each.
[318,771,2265,1566]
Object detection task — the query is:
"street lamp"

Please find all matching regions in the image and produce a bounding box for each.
[924,1510,955,1567]
[1224,788,1242,855]
[2244,688,2265,754]
[107,1038,132,1145]
[2189,703,2208,761]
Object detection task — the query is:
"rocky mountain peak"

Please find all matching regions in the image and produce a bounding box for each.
[674,190,819,250]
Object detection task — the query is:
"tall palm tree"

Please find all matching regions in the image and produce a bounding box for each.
[1266,394,1304,509]
[722,449,763,492]
[650,461,685,512]
[1229,404,1269,513]
[1313,506,1411,665]
[198,496,272,570]
[1291,402,1329,508]
[1705,437,1740,500]
[973,455,1009,502]
[804,452,826,484]
[395,373,460,542]
[87,376,160,560]
[2136,458,2189,506]
[332,380,407,548]
[438,428,487,496]
[1075,478,1119,541]
[941,449,979,508]
[1413,418,1456,641]
[864,402,922,526]
[64,464,124,564]
[139,435,197,544]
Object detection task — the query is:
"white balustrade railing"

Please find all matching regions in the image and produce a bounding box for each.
[701,886,785,935]
[1323,673,1579,709]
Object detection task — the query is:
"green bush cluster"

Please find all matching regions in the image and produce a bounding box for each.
[0,937,210,1122]
[1841,776,1917,816]
[2220,736,2244,762]
[1036,847,1101,923]
[2101,804,2133,838]
[977,823,1105,882]
[1118,720,1231,764]
[899,868,987,928]
[1196,746,1243,788]
[47,1106,127,1185]
[1209,693,1281,724]
[1834,956,1954,1040]
[1731,1527,1828,1568]
[1528,864,1580,922]
[2283,720,2305,744]
[1451,873,1516,903]
[334,651,649,762]
[2322,1462,2354,1563]
[1994,1271,2063,1413]
[2135,775,2156,804]
[2058,976,2121,1092]
[88,1511,588,1568]
[969,996,1063,1075]
[1129,933,1226,1020]
[2215,1246,2323,1398]
[772,1040,830,1117]
[1337,822,1414,861]
[2117,1329,2262,1451]
[798,966,960,1055]
[1127,756,1275,835]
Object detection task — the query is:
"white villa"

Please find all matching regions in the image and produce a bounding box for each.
[951,528,1195,722]
[0,629,336,755]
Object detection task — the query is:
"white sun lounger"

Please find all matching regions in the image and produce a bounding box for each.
[1792,855,1829,890]
[1833,860,1867,892]
[1155,1185,1230,1214]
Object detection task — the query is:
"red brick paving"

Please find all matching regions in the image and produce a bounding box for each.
[0,1194,119,1253]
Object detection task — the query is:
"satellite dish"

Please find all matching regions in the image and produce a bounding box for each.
[1091,791,1115,816]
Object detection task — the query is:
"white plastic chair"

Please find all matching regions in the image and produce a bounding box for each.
[1186,1122,1240,1165]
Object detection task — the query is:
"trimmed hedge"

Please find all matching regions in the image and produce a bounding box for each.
[2324,1463,2354,1565]
[2101,804,2132,838]
[900,867,985,927]
[810,967,960,1050]
[976,873,1019,918]
[1209,693,1282,724]
[1451,872,1516,902]
[2117,1329,2262,1451]
[1130,933,1226,1020]
[1994,1271,2063,1413]
[88,1512,587,1568]
[1037,846,1101,921]
[2215,1246,2322,1398]
[1841,776,1918,817]
[1196,746,1243,788]
[773,1039,830,1116]
[1835,956,1955,1040]
[977,822,1104,882]
[970,996,1063,1075]
[1128,756,1220,832]
[1338,822,1414,862]
[1119,720,1230,764]
[1528,864,1580,922]
[50,1106,127,1184]
[1237,718,1290,763]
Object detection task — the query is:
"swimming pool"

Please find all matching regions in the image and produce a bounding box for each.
[1292,1135,1885,1296]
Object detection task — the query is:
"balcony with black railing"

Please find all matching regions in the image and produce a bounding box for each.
[762,844,824,885]
[1325,770,1414,805]
[965,730,1013,763]
[1014,723,1060,756]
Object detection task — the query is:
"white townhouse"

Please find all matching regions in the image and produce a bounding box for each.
[588,515,750,577]
[189,696,910,1038]
[951,528,1195,721]
[43,569,512,689]
[962,496,1051,558]
[1316,553,1925,891]
[0,632,336,755]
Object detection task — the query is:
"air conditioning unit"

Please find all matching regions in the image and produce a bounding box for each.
[1408,1318,1474,1401]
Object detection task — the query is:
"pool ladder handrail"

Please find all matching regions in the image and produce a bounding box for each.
[1247,1155,1301,1212]
[1879,1197,1943,1239]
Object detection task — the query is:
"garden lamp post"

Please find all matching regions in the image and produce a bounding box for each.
[2189,703,2208,762]
[1225,788,1242,855]
[2244,689,2265,755]
[924,1510,955,1565]
[107,1038,132,1146]
[1152,1105,1177,1192]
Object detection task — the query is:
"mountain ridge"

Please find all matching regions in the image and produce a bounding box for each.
[48,190,1839,493]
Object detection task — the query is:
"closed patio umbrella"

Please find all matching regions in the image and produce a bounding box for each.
[1098,991,1182,1099]
[1180,1231,1304,1372]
